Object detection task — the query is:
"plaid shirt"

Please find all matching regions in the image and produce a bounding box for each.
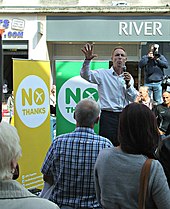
[41,127,113,208]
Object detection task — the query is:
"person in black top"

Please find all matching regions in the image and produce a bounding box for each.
[156,136,170,187]
[154,91,170,138]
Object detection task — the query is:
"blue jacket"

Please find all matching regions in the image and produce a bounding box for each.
[139,54,168,83]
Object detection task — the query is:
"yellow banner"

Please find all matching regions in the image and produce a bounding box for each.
[13,59,51,190]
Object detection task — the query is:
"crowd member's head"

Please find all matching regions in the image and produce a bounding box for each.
[138,86,150,101]
[0,122,22,180]
[118,103,159,158]
[111,47,127,72]
[162,91,170,107]
[74,98,100,128]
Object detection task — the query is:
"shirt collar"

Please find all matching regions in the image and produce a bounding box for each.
[75,127,95,134]
[0,180,35,199]
[111,67,124,77]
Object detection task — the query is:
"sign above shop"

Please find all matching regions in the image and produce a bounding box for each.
[0,15,42,41]
[47,16,170,42]
[0,18,24,39]
[119,21,162,36]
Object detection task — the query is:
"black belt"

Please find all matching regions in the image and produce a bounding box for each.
[101,110,122,114]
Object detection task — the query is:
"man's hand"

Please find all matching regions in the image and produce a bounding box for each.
[81,43,98,60]
[123,72,131,88]
[148,51,154,59]
[158,129,165,136]
[135,95,142,103]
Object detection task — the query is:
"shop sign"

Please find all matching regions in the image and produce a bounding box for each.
[119,21,163,36]
[0,18,25,39]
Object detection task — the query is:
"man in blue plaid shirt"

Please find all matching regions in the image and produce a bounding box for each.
[41,98,113,209]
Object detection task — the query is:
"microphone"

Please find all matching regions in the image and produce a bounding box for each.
[122,65,127,72]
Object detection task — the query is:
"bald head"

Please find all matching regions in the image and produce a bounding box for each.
[74,98,100,128]
[163,91,170,107]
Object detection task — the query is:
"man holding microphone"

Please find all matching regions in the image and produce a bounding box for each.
[80,43,137,146]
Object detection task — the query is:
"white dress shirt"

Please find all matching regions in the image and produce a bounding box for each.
[80,60,138,112]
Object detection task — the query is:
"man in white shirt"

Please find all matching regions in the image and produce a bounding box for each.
[80,43,137,146]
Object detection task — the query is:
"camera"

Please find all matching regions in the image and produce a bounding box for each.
[162,75,170,91]
[152,44,160,57]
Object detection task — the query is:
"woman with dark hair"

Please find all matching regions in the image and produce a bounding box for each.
[118,102,158,158]
[94,103,170,209]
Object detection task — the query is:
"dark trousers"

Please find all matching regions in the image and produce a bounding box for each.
[99,110,121,146]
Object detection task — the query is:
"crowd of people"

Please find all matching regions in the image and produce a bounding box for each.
[0,43,170,209]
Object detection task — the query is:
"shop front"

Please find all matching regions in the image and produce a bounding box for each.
[46,15,170,89]
[1,14,46,100]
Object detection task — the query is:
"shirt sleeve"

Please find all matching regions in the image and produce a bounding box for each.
[80,60,101,85]
[41,142,55,176]
[149,160,170,209]
[157,55,169,69]
[94,154,102,206]
[138,55,149,68]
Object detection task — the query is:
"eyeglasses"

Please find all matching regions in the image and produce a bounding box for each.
[115,53,126,57]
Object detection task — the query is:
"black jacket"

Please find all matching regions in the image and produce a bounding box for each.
[154,104,170,135]
[156,137,170,187]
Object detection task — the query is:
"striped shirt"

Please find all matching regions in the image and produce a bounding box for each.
[41,127,113,208]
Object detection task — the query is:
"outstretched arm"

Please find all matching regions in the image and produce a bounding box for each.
[80,43,100,84]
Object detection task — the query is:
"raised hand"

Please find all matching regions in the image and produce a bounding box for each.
[81,43,98,60]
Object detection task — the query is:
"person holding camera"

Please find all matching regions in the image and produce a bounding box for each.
[139,43,168,105]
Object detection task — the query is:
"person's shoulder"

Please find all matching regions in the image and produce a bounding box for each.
[52,132,71,143]
[159,54,165,58]
[140,55,148,59]
[25,197,59,209]
[97,68,110,73]
[155,103,164,110]
[98,145,114,155]
[151,159,164,171]
[96,135,113,145]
